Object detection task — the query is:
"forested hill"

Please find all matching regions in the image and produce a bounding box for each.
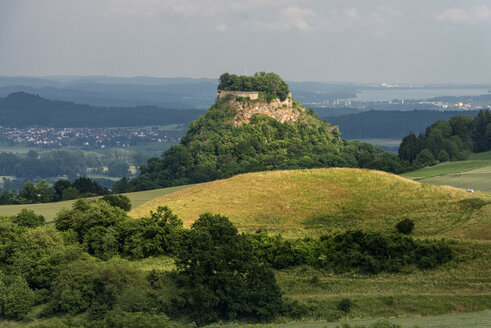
[325,110,480,139]
[120,73,405,192]
[0,92,204,128]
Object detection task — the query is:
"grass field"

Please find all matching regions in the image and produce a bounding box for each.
[402,151,491,192]
[0,185,190,220]
[205,310,491,327]
[129,168,489,239]
[126,168,491,322]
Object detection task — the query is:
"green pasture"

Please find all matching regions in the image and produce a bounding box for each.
[0,185,190,221]
[401,150,491,192]
[205,310,491,327]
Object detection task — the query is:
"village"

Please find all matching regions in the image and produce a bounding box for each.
[0,126,183,149]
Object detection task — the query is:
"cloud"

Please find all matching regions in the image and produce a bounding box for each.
[215,23,228,32]
[436,5,491,25]
[251,6,325,32]
[109,0,294,18]
[105,1,398,35]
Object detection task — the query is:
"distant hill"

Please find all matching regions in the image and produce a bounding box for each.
[325,109,480,139]
[0,92,204,127]
[0,76,219,108]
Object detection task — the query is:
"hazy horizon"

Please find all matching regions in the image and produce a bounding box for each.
[1,0,490,84]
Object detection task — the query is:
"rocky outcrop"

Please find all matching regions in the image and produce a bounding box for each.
[221,93,304,126]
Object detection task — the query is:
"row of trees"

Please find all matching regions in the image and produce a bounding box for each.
[0,199,453,325]
[0,177,109,205]
[218,72,290,102]
[398,109,491,166]
[0,150,132,180]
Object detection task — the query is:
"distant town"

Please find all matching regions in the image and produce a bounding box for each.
[0,126,184,149]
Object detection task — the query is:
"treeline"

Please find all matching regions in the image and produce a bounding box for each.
[0,199,452,326]
[324,110,480,139]
[399,109,491,166]
[0,92,204,128]
[0,150,102,180]
[0,149,140,185]
[218,72,290,101]
[0,177,109,205]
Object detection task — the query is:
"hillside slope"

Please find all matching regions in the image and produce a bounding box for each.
[130,168,490,239]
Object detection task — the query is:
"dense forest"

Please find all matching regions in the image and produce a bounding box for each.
[0,199,452,326]
[325,110,480,139]
[121,94,404,191]
[398,109,491,166]
[0,92,204,128]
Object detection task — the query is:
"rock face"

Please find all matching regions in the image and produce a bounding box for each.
[217,91,303,127]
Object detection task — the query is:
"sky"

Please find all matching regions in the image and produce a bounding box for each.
[0,0,490,84]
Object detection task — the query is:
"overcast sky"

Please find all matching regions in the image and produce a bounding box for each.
[0,0,490,84]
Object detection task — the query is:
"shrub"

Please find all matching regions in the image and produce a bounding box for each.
[12,208,45,228]
[0,274,35,320]
[396,218,415,234]
[337,298,352,313]
[49,258,150,316]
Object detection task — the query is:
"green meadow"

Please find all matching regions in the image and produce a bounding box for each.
[402,151,491,192]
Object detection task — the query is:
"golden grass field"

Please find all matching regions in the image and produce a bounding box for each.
[130,168,490,239]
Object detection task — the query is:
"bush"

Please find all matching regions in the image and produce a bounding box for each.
[396,218,415,234]
[0,274,35,320]
[12,208,45,228]
[248,230,453,274]
[49,258,150,316]
[337,298,352,313]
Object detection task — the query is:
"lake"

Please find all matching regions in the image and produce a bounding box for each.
[350,88,489,102]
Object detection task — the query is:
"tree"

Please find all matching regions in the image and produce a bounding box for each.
[415,149,436,166]
[54,179,72,199]
[437,149,450,162]
[108,160,130,177]
[472,109,490,152]
[101,194,132,211]
[174,213,283,324]
[11,209,45,228]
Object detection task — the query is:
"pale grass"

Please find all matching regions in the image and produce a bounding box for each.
[130,168,485,239]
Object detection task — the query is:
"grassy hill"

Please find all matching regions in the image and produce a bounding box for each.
[130,168,490,239]
[402,150,491,193]
[2,168,491,326]
[0,185,190,221]
[127,168,491,324]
